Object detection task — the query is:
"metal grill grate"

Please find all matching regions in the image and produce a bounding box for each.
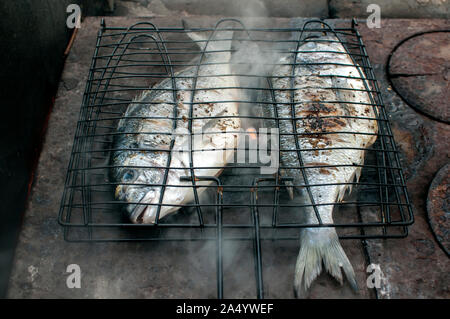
[58,18,414,298]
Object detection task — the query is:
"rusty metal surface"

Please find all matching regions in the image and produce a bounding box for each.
[427,164,449,256]
[6,17,450,299]
[387,31,450,123]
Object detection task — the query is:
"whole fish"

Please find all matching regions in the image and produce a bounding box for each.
[264,35,378,295]
[111,31,240,224]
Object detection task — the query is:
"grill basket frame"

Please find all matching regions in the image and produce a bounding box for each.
[58,18,414,298]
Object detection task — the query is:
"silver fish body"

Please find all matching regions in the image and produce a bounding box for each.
[264,35,378,294]
[111,31,240,224]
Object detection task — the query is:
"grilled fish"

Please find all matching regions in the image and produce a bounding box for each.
[111,31,240,224]
[264,35,378,295]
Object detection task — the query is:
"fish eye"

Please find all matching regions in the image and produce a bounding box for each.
[122,169,136,182]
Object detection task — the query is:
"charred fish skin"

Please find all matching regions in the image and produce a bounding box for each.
[111,30,240,224]
[265,35,378,295]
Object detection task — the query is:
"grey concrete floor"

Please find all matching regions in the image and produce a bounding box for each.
[113,0,328,17]
[0,0,81,298]
[109,0,449,18]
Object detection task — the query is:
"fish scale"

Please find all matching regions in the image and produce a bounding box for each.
[111,31,240,224]
[264,35,378,295]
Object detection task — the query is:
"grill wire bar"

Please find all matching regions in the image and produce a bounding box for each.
[58,18,414,298]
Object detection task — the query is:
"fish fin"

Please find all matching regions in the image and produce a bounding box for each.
[337,184,347,203]
[294,229,358,297]
[337,165,363,203]
[285,181,295,200]
[285,181,294,200]
[132,89,150,103]
[355,166,362,183]
[187,30,234,54]
[279,169,294,200]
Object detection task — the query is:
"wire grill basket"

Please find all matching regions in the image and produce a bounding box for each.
[58,18,414,298]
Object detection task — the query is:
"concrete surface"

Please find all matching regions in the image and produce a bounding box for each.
[0,0,81,298]
[329,0,449,19]
[114,0,328,17]
[357,19,450,298]
[6,16,450,299]
[85,0,450,18]
[387,31,449,123]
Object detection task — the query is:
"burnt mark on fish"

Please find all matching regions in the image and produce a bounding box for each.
[319,168,332,175]
[300,90,331,102]
[301,102,337,115]
[295,102,348,143]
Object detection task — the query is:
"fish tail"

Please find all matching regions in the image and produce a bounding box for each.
[294,228,358,297]
[187,30,233,57]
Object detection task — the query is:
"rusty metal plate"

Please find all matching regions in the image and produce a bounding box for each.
[426,164,449,256]
[387,31,450,123]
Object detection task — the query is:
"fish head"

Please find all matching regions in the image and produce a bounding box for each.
[114,165,164,224]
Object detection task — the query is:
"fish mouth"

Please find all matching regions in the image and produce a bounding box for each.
[128,192,182,224]
[129,204,149,224]
[128,190,159,224]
